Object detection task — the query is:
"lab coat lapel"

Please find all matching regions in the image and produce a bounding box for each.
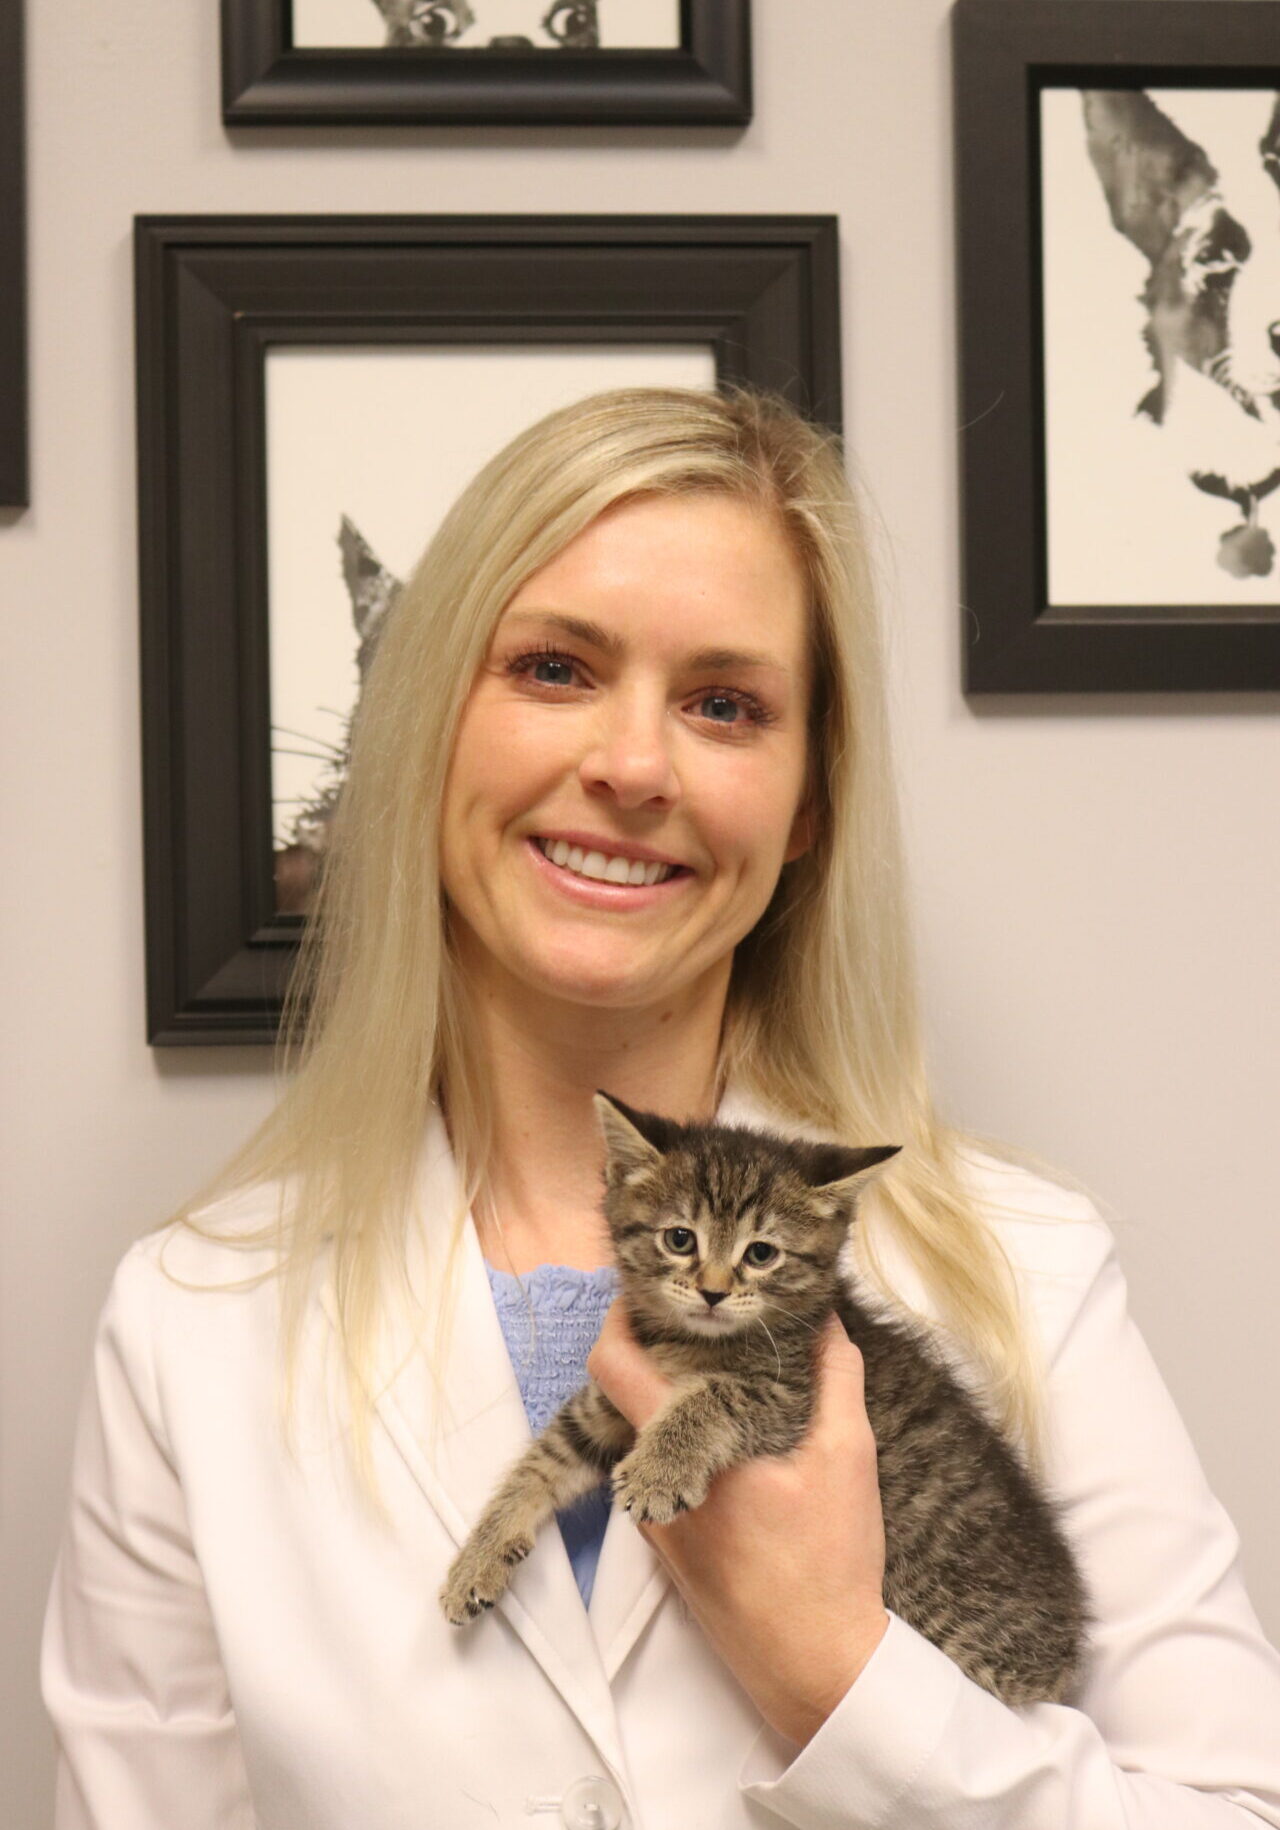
[587,1506,668,1680]
[318,1110,629,1779]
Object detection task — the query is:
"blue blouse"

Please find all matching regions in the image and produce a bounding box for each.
[483,1260,619,1608]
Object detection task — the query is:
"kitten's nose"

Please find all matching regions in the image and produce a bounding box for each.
[701,1290,727,1308]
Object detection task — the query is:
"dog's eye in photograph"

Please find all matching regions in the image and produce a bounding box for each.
[1040,87,1280,602]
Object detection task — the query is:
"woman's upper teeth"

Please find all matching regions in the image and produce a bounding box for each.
[539,838,674,886]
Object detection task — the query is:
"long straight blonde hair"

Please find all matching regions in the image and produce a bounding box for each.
[175,386,1052,1488]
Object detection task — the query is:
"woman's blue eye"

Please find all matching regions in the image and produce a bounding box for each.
[701,695,741,722]
[533,657,575,685]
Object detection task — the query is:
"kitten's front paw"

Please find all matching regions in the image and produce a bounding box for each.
[611,1448,709,1526]
[438,1532,534,1625]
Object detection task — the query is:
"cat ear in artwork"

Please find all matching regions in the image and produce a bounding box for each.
[592,1092,686,1184]
[337,516,401,680]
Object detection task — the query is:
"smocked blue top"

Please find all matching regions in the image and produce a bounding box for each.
[483,1261,619,1608]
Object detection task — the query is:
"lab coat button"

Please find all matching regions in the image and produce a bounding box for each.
[560,1773,623,1829]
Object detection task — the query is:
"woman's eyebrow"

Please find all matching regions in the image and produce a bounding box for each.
[502,609,790,674]
[503,610,623,653]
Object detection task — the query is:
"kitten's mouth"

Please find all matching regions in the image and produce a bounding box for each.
[681,1303,740,1332]
[533,836,686,888]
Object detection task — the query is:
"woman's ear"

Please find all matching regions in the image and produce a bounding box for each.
[783,793,814,863]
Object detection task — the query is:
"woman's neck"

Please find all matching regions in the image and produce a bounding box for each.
[458,978,727,1275]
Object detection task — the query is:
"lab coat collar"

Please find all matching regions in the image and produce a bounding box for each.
[320,1106,633,1788]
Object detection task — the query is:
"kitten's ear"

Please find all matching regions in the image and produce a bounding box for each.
[593,1091,681,1183]
[797,1142,901,1204]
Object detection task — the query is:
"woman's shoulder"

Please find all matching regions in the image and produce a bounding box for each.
[953,1139,1111,1242]
[107,1179,296,1327]
[80,1184,323,1463]
[950,1140,1121,1364]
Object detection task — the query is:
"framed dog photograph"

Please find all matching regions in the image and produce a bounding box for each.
[134,214,840,1043]
[221,0,751,125]
[953,0,1280,691]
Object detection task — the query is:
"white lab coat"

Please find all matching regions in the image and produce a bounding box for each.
[42,1092,1280,1829]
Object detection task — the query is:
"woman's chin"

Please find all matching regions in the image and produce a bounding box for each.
[514,942,705,1013]
[530,969,681,1014]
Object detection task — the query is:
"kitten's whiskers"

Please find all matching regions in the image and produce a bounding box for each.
[753,1312,784,1382]
[761,1297,824,1339]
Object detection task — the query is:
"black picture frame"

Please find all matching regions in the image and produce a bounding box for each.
[1,0,27,509]
[953,0,1280,693]
[221,1,751,127]
[135,213,841,1044]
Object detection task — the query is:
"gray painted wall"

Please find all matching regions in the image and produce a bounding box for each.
[3,3,1277,1821]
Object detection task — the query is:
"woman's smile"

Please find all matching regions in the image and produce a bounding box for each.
[439,491,813,1014]
[533,828,689,884]
[525,832,693,906]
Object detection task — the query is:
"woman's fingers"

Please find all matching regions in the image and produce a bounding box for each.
[807,1316,873,1448]
[586,1298,673,1425]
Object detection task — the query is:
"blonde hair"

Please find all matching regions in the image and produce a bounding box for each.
[173,386,1054,1488]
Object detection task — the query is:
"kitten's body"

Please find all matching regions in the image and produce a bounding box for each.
[440,1097,1087,1707]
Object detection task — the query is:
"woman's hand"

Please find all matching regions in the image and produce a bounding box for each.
[587,1303,890,1748]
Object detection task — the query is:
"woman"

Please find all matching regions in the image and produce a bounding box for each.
[43,388,1280,1828]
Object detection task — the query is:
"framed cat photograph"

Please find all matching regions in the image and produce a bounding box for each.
[953,0,1280,692]
[0,0,27,510]
[220,0,751,126]
[133,213,840,1043]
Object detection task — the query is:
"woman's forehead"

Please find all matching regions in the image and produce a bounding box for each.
[496,494,810,662]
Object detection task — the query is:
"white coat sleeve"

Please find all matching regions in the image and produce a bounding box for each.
[41,1244,258,1830]
[740,1218,1280,1829]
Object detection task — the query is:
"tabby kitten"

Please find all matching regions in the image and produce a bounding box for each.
[439,1094,1088,1706]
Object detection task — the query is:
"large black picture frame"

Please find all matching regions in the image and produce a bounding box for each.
[1,0,27,509]
[135,214,841,1044]
[953,0,1280,693]
[221,1,751,126]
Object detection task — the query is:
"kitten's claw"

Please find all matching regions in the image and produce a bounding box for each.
[439,1533,534,1624]
[611,1453,704,1526]
[439,1580,492,1626]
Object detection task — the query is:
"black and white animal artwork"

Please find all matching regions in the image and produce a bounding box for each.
[369,0,600,48]
[1041,88,1280,599]
[293,0,686,51]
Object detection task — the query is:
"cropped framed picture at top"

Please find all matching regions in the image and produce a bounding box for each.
[133,213,841,1044]
[952,0,1280,692]
[0,0,27,509]
[221,0,751,126]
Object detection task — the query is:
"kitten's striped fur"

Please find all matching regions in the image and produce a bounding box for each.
[439,1094,1087,1705]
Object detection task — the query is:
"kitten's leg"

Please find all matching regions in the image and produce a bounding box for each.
[612,1375,787,1526]
[439,1389,633,1624]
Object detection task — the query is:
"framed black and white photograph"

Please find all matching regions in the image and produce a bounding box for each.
[265,342,718,918]
[953,0,1280,692]
[221,0,751,125]
[134,214,840,1043]
[1,0,27,509]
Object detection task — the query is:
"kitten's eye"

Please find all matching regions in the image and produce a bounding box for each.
[742,1241,779,1268]
[662,1226,696,1255]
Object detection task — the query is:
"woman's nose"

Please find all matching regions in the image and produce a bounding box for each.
[578,691,681,810]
